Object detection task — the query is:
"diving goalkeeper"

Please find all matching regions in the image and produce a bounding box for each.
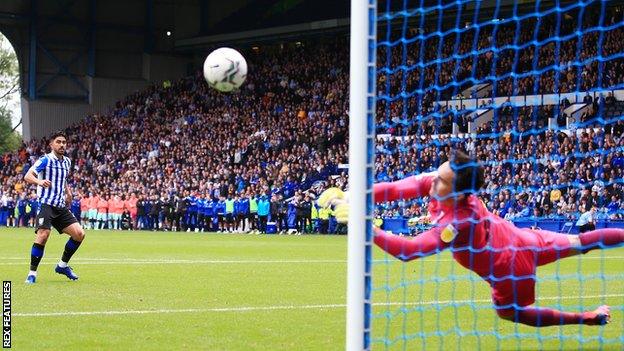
[318,150,623,327]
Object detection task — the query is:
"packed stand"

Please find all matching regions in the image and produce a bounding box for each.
[0,41,350,233]
[377,4,624,131]
[2,5,624,232]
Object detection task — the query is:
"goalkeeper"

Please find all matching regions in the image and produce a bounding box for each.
[318,150,624,327]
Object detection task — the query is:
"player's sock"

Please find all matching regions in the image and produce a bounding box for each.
[512,307,585,326]
[579,229,624,253]
[30,243,45,271]
[61,238,82,264]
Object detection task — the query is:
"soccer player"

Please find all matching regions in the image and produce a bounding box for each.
[96,194,109,230]
[28,192,39,227]
[234,195,243,232]
[196,195,206,232]
[87,191,99,230]
[319,150,623,327]
[185,191,198,232]
[248,192,258,233]
[124,192,138,230]
[5,193,15,227]
[216,196,226,232]
[204,195,214,232]
[70,193,81,224]
[80,193,90,228]
[237,194,250,232]
[23,131,86,283]
[109,194,124,230]
[17,194,28,227]
[225,194,235,233]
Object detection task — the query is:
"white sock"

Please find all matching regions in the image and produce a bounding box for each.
[58,260,68,268]
[29,270,37,276]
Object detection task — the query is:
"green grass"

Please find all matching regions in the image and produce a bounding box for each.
[1,227,622,350]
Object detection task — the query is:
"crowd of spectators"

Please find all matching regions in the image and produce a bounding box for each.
[1,40,349,232]
[377,4,624,131]
[1,5,624,232]
[375,100,624,222]
[375,127,624,221]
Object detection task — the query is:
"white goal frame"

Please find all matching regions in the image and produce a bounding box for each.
[347,0,376,350]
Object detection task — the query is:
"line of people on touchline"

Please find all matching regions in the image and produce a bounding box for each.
[61,189,347,234]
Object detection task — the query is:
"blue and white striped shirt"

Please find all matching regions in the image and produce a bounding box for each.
[32,152,72,208]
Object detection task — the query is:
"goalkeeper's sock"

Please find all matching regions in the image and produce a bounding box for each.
[61,238,82,264]
[512,307,585,326]
[509,306,610,326]
[579,229,624,253]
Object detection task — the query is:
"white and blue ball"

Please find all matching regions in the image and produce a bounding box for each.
[203,47,247,93]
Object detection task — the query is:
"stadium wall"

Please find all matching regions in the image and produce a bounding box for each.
[22,53,190,141]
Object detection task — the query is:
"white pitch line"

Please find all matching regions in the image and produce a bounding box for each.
[12,294,624,318]
[0,259,347,265]
[0,256,622,265]
[12,304,347,317]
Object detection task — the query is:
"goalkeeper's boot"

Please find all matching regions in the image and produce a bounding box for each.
[55,265,79,281]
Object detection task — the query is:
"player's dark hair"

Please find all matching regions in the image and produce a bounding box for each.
[50,130,67,142]
[449,150,484,193]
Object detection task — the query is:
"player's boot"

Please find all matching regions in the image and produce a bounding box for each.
[55,265,79,280]
[25,274,36,284]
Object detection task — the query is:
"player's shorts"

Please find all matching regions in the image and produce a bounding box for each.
[491,229,572,309]
[491,274,536,309]
[226,213,233,223]
[88,209,98,220]
[81,211,89,220]
[35,204,78,234]
[97,212,108,221]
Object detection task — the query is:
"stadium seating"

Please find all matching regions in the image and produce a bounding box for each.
[1,6,624,231]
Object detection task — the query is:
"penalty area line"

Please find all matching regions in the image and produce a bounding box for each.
[13,294,624,317]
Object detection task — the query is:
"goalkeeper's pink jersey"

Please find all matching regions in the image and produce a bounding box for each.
[373,173,571,306]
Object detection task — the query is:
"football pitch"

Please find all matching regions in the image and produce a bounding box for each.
[1,228,622,350]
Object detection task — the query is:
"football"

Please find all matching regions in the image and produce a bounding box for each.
[203,47,248,92]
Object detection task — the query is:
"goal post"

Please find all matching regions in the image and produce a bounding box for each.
[347,0,376,350]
